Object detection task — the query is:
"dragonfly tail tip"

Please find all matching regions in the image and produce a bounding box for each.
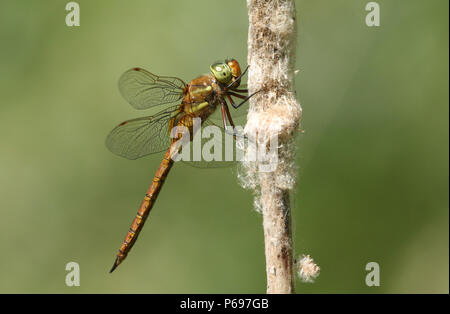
[109,258,119,273]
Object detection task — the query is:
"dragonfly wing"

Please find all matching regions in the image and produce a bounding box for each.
[119,67,187,110]
[180,119,243,169]
[106,105,179,160]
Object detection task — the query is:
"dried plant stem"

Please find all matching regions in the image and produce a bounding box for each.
[261,185,295,293]
[244,0,300,294]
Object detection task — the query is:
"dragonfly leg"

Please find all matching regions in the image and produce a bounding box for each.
[228,92,248,100]
[230,88,248,93]
[220,98,240,140]
[226,65,249,89]
[220,101,229,129]
[225,95,236,128]
[229,91,260,109]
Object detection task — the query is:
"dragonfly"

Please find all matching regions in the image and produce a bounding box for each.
[106,59,254,272]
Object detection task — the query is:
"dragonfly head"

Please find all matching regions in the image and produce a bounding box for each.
[226,59,242,80]
[210,59,242,87]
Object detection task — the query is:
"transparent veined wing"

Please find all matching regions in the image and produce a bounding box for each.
[106,105,180,160]
[119,67,187,110]
[179,119,246,169]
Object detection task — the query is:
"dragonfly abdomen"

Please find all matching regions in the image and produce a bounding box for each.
[110,148,175,273]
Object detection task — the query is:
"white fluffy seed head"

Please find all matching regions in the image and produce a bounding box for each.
[296,255,320,283]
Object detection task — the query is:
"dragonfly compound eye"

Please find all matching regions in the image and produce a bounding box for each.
[226,59,242,79]
[210,62,232,84]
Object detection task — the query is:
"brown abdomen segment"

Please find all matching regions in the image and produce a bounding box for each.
[110,148,174,272]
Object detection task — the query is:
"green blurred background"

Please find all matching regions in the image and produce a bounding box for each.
[0,0,448,293]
